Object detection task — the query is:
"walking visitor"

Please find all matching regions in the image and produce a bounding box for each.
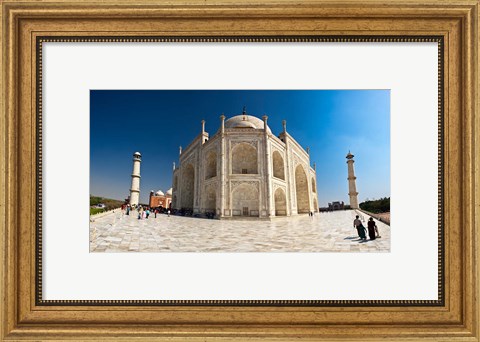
[353,215,367,240]
[367,217,377,240]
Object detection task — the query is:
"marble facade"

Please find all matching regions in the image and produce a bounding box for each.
[172,110,319,219]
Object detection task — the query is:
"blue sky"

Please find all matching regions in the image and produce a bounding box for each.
[90,90,390,206]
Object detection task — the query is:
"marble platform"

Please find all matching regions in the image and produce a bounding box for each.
[89,209,390,253]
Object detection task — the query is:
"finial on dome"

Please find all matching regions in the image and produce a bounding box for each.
[242,106,247,121]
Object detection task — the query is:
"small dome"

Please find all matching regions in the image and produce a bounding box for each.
[166,188,173,196]
[134,151,141,156]
[225,115,272,134]
[155,190,164,196]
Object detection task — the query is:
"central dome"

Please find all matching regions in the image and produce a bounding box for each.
[225,115,272,133]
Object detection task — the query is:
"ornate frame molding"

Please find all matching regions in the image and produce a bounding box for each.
[1,1,478,340]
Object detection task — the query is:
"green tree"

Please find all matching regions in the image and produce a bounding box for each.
[90,195,124,211]
[359,197,390,213]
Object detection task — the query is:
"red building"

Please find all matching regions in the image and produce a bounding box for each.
[149,189,172,209]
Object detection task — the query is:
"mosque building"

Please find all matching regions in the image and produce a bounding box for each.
[149,188,173,209]
[171,108,318,219]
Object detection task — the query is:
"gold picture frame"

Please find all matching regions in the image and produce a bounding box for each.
[1,0,478,340]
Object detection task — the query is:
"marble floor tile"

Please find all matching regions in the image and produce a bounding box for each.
[89,210,390,253]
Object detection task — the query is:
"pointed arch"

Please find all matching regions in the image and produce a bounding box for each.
[205,150,217,179]
[272,151,285,180]
[295,165,309,213]
[181,163,195,210]
[231,143,258,174]
[274,188,287,216]
[231,183,259,217]
[204,185,216,213]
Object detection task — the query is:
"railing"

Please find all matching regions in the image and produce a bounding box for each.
[89,207,121,221]
[357,208,390,226]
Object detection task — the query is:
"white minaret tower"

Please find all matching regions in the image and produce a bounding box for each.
[129,152,141,206]
[346,151,359,209]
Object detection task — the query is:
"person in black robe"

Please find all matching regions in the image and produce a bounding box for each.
[367,217,377,240]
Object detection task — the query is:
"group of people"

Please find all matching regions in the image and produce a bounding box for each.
[136,206,151,219]
[353,215,381,241]
[121,204,131,216]
[120,204,171,220]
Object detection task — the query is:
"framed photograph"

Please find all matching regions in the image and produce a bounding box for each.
[89,89,391,253]
[1,0,478,340]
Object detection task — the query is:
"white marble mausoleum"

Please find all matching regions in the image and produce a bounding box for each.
[172,109,319,219]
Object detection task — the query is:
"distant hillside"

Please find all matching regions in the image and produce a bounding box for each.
[90,195,124,212]
[359,197,390,214]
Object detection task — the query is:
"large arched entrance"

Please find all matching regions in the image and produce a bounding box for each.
[232,143,258,174]
[274,188,287,216]
[272,151,285,180]
[231,183,259,217]
[181,164,195,210]
[295,165,309,213]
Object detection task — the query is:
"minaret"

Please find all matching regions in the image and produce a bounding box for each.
[346,151,359,209]
[201,119,208,144]
[129,152,141,207]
